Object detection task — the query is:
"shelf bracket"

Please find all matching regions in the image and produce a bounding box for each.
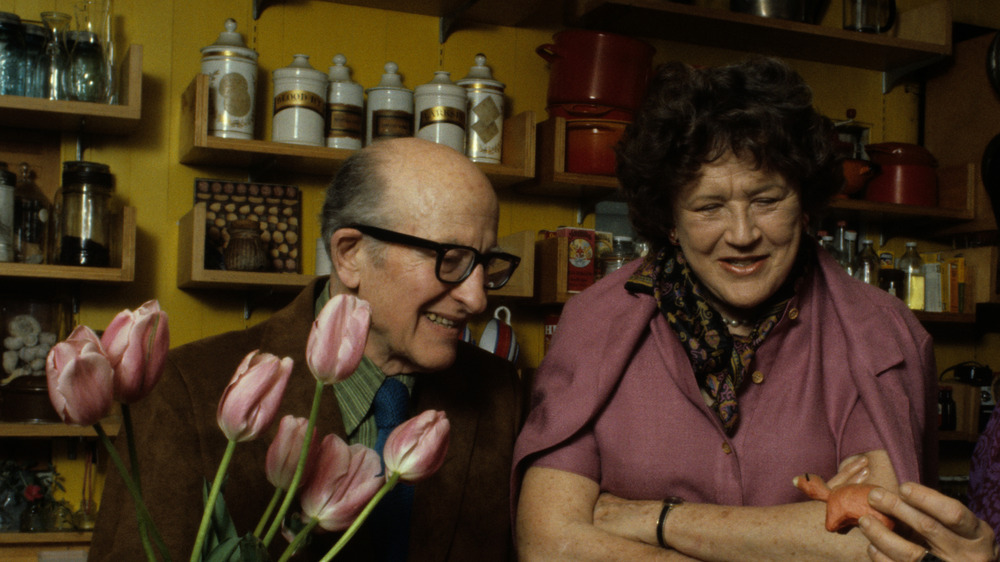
[439,0,482,43]
[253,0,276,20]
[882,54,947,93]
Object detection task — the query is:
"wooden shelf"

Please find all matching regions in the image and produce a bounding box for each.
[516,117,621,199]
[0,531,92,545]
[253,0,544,27]
[0,207,136,283]
[177,203,317,292]
[0,45,142,134]
[179,74,535,187]
[572,0,950,76]
[491,230,535,299]
[0,416,121,438]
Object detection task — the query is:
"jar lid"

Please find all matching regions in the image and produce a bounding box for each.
[0,162,14,186]
[23,23,46,43]
[366,62,410,93]
[200,18,258,61]
[62,161,112,189]
[456,53,505,90]
[273,53,325,81]
[415,71,464,96]
[0,12,21,25]
[327,54,357,83]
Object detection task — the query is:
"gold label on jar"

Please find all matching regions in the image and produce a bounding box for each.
[326,103,364,139]
[273,90,325,116]
[372,110,413,139]
[419,106,466,129]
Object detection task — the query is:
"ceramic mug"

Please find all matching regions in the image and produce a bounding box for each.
[478,306,519,363]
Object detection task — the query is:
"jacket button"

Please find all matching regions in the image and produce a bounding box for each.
[788,308,799,320]
[722,442,732,454]
[752,370,764,384]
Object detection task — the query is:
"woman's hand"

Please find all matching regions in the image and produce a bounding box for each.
[858,482,999,562]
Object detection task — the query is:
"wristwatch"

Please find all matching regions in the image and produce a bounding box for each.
[656,496,685,549]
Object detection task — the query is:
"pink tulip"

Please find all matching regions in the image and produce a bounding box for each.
[300,434,384,532]
[266,415,315,489]
[216,350,294,442]
[383,410,450,483]
[100,300,170,403]
[46,325,115,426]
[306,294,371,384]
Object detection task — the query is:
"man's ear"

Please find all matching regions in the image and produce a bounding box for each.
[331,228,364,290]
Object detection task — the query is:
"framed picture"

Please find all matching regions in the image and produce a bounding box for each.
[194,178,302,273]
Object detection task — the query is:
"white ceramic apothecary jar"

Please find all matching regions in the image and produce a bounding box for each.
[272,54,327,146]
[365,62,413,145]
[326,54,364,150]
[414,70,466,153]
[200,19,258,139]
[457,54,505,163]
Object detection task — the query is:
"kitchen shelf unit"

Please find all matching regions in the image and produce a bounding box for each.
[179,74,536,187]
[0,45,143,134]
[0,207,137,283]
[572,0,950,91]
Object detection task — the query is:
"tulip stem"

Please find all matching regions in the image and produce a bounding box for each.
[189,439,238,562]
[319,472,400,562]
[94,423,172,562]
[253,486,284,538]
[275,517,320,562]
[121,405,153,557]
[263,379,324,547]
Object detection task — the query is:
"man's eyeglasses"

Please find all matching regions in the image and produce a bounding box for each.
[347,224,521,290]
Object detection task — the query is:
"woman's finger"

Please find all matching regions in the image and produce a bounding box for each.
[859,513,927,562]
[897,484,981,539]
[829,454,871,488]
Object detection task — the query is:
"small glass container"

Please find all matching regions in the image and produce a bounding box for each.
[1,295,69,422]
[0,162,16,262]
[0,12,26,96]
[38,11,72,101]
[22,23,46,97]
[224,219,266,271]
[67,29,107,102]
[599,235,636,278]
[53,161,113,267]
[14,162,49,264]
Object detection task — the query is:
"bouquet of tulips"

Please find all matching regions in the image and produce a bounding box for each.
[43,295,450,562]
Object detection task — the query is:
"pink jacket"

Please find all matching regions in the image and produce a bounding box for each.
[512,247,937,517]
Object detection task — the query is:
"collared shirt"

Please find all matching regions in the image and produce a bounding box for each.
[315,281,414,447]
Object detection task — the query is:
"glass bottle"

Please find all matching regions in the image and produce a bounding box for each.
[854,238,879,286]
[67,29,107,102]
[831,220,847,264]
[22,23,46,97]
[897,241,925,310]
[0,12,26,96]
[38,11,72,101]
[840,230,858,275]
[939,386,957,431]
[0,162,14,262]
[14,162,50,264]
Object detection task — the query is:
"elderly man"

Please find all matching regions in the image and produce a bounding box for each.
[89,138,523,561]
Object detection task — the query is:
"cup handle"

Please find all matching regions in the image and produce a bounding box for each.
[877,0,896,32]
[494,305,512,324]
[535,44,558,63]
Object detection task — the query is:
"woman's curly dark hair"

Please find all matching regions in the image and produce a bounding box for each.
[615,56,842,250]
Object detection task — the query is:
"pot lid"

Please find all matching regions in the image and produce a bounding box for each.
[201,18,258,60]
[865,142,937,167]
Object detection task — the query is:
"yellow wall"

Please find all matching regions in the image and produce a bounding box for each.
[1,0,996,510]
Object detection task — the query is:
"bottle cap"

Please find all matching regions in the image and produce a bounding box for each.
[845,230,857,240]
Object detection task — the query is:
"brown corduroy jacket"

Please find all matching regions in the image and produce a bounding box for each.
[88,278,523,561]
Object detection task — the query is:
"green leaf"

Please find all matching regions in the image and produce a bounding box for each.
[200,477,238,555]
[202,536,241,562]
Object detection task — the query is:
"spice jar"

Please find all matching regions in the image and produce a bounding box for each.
[53,161,113,267]
[224,219,266,271]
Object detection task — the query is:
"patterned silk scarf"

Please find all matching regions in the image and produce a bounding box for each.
[626,245,808,434]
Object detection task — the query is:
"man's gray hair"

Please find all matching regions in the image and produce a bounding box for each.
[319,147,386,257]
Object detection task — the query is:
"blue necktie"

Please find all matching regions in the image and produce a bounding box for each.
[372,377,412,561]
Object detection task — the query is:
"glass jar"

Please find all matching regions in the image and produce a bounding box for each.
[53,161,113,267]
[224,219,266,271]
[853,238,879,286]
[67,30,107,102]
[22,23,45,97]
[14,162,50,264]
[0,12,26,96]
[0,162,16,262]
[896,241,925,310]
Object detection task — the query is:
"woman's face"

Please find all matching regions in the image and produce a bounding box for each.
[671,152,806,316]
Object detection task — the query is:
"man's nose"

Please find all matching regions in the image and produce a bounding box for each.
[450,264,488,314]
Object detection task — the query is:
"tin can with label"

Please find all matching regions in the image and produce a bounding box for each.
[272,54,327,146]
[200,19,258,139]
[414,71,466,153]
[366,62,413,145]
[457,54,504,163]
[325,54,363,150]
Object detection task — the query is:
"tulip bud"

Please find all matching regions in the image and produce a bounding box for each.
[216,350,294,442]
[46,325,115,426]
[383,410,450,483]
[306,294,371,384]
[266,415,315,490]
[101,300,170,403]
[300,434,384,532]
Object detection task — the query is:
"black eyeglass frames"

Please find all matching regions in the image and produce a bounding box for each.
[346,224,521,290]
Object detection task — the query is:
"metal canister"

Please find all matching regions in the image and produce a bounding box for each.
[272,54,327,146]
[325,54,364,150]
[456,54,505,163]
[414,71,466,153]
[366,62,413,145]
[53,161,113,267]
[0,162,15,262]
[200,18,258,139]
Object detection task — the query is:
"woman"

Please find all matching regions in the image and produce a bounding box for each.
[513,57,937,561]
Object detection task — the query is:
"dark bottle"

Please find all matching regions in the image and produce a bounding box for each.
[53,161,112,267]
[14,162,50,264]
[939,386,957,431]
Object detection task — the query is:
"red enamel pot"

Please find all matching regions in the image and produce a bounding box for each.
[864,142,938,207]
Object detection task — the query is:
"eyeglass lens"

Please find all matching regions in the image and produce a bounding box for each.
[438,248,515,288]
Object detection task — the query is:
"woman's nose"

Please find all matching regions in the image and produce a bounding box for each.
[724,210,761,246]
